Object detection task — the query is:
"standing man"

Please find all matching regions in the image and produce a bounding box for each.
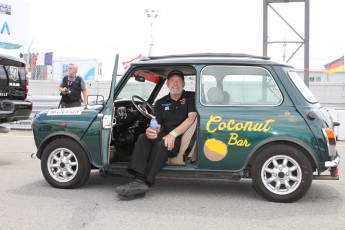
[59,63,88,108]
[116,70,197,200]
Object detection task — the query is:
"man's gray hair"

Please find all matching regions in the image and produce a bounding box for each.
[69,63,78,72]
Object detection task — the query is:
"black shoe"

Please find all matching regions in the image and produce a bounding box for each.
[117,193,146,201]
[115,179,150,196]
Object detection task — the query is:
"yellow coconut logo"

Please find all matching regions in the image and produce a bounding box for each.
[203,138,228,161]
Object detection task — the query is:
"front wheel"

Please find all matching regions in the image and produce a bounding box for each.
[252,144,313,202]
[41,139,91,189]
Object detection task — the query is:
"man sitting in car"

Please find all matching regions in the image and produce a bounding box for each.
[115,70,197,200]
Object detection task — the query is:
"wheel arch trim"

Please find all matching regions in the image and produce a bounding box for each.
[245,136,320,171]
[35,131,101,168]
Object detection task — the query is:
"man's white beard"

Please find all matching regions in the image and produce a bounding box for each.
[170,88,183,96]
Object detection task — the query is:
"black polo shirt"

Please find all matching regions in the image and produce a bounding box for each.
[154,90,196,135]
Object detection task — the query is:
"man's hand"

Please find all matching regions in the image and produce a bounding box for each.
[163,133,176,151]
[59,87,67,93]
[146,127,158,140]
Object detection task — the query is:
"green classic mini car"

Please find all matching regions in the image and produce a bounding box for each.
[31,53,340,202]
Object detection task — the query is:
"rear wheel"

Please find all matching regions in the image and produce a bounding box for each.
[252,144,313,202]
[41,139,91,188]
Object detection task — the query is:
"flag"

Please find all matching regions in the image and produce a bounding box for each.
[36,52,53,65]
[36,53,44,65]
[324,56,344,74]
[122,54,142,70]
[32,55,37,66]
[44,52,53,65]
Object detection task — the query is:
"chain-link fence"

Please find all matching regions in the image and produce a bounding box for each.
[23,53,49,80]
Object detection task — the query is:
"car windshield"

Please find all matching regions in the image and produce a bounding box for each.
[116,74,158,101]
[287,70,318,103]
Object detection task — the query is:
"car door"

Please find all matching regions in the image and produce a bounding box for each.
[99,54,119,170]
[197,65,288,171]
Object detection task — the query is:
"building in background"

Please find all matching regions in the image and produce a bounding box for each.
[295,56,345,83]
[296,69,345,83]
[52,56,101,81]
[25,52,101,81]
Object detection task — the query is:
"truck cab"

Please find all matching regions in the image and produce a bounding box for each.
[0,54,32,123]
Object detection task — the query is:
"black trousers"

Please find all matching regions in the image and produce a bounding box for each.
[128,133,181,184]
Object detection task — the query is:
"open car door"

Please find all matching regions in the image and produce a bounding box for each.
[99,54,119,171]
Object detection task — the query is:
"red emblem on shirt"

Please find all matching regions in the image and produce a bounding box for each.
[181,98,186,105]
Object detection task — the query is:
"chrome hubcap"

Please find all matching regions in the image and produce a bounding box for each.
[261,155,302,195]
[47,148,78,182]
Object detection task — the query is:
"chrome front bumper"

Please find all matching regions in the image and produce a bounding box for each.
[31,152,37,159]
[325,156,340,167]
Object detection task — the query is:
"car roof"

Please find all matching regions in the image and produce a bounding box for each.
[133,53,293,68]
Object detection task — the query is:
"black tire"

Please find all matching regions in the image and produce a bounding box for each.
[252,144,313,203]
[41,139,91,189]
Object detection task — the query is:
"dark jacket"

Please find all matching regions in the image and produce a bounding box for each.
[61,76,82,103]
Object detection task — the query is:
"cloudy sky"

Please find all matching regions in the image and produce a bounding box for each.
[3,0,345,76]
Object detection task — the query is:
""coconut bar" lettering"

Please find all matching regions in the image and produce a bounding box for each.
[206,115,275,133]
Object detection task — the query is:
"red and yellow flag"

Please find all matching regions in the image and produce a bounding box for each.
[324,56,344,74]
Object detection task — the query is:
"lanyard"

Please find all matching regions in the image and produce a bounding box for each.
[68,76,77,86]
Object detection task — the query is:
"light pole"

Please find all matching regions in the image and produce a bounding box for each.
[145,9,159,56]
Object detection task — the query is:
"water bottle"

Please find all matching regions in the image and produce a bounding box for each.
[150,116,158,133]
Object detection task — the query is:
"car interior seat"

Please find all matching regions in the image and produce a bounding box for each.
[207,87,224,105]
[222,91,231,105]
[167,118,198,165]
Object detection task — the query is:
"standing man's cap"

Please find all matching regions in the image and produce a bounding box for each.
[167,70,184,81]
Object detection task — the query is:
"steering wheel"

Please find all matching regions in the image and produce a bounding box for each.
[131,95,155,119]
